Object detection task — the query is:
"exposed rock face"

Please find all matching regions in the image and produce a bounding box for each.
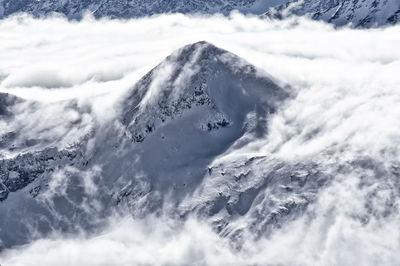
[0,0,279,19]
[1,0,398,27]
[266,0,400,27]
[0,146,84,201]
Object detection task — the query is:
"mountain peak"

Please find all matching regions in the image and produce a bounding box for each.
[119,41,289,144]
[167,40,225,62]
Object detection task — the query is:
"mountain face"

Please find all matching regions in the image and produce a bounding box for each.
[1,0,398,27]
[0,0,286,19]
[267,0,400,27]
[0,93,97,247]
[0,41,295,249]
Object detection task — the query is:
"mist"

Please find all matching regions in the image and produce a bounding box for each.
[1,13,400,266]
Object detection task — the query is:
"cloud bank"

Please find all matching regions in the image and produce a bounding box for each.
[0,13,400,266]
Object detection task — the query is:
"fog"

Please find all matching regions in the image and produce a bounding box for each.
[1,13,400,266]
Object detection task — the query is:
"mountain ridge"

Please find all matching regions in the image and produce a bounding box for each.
[266,0,400,27]
[0,0,281,19]
[1,0,399,27]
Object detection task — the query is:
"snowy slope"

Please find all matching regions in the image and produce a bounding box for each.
[0,0,288,19]
[0,0,398,27]
[267,0,400,27]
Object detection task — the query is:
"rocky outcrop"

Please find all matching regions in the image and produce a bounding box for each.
[0,146,84,201]
[266,0,400,27]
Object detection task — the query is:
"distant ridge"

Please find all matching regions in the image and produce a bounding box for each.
[1,0,398,27]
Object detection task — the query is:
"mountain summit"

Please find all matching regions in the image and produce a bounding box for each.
[120,41,288,144]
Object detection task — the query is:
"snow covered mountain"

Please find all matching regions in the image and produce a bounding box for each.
[267,0,400,27]
[0,41,296,249]
[0,0,400,27]
[1,0,398,27]
[0,0,287,19]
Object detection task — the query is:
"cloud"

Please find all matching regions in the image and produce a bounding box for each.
[0,13,400,266]
[2,196,400,266]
